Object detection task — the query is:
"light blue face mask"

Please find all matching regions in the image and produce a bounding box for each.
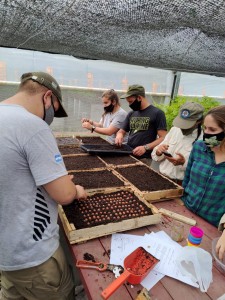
[43,97,55,125]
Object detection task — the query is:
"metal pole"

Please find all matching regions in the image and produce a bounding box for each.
[170,71,181,104]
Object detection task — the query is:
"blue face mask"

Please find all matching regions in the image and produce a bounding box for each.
[203,131,225,148]
[43,97,55,125]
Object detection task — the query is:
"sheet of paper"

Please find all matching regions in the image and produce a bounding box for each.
[110,232,199,289]
[110,233,164,290]
[142,234,199,287]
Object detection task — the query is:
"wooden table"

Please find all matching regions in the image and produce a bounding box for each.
[61,199,225,300]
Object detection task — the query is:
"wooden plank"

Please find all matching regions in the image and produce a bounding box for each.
[159,208,197,226]
[62,153,89,157]
[68,167,107,172]
[161,276,211,300]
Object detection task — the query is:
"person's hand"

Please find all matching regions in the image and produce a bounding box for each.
[69,174,74,180]
[132,146,146,157]
[75,185,87,200]
[166,153,185,166]
[82,121,92,131]
[115,133,124,146]
[216,230,225,260]
[156,144,169,156]
[81,118,92,124]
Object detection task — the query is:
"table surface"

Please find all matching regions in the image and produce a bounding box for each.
[62,199,225,300]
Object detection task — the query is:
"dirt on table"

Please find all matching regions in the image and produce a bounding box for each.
[116,165,177,191]
[56,136,80,146]
[70,169,125,189]
[59,145,86,155]
[76,136,109,144]
[99,155,137,165]
[63,155,106,171]
[63,190,152,229]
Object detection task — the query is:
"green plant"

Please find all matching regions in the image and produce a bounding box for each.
[154,96,220,130]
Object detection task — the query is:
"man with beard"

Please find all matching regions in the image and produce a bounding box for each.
[115,84,167,163]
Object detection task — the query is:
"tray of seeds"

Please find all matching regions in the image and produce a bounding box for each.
[80,144,133,155]
[69,169,128,192]
[114,164,183,202]
[63,155,106,171]
[76,135,110,145]
[55,136,80,146]
[59,188,161,244]
[98,155,142,168]
[59,145,86,156]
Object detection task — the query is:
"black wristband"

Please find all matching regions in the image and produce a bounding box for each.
[91,126,96,133]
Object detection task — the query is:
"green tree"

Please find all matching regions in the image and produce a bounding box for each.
[155,96,220,130]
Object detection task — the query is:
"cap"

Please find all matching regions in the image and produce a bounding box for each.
[120,84,145,98]
[21,72,68,117]
[173,102,204,129]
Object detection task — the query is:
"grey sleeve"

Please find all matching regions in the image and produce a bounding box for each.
[111,111,127,129]
[24,129,68,186]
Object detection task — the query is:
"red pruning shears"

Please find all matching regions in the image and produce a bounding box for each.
[76,260,124,277]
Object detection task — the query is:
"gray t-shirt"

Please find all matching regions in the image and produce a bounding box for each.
[0,104,67,271]
[100,107,128,144]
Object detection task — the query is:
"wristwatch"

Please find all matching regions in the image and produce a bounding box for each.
[144,144,150,151]
[91,126,96,133]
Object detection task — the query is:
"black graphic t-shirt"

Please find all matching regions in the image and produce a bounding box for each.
[121,105,167,157]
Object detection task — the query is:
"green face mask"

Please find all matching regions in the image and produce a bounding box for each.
[203,132,225,148]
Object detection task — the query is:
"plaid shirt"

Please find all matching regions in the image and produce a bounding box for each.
[182,140,225,227]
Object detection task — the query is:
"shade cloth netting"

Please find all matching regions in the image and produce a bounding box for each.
[1,0,225,76]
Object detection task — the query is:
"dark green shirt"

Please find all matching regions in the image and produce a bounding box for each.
[182,140,225,227]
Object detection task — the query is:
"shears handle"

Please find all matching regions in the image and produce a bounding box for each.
[76,260,107,271]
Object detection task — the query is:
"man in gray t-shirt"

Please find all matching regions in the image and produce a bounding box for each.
[0,72,86,300]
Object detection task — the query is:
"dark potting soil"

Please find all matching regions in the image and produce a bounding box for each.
[59,145,86,155]
[56,136,79,146]
[83,144,131,151]
[70,169,125,189]
[83,253,96,262]
[63,190,152,229]
[117,165,177,191]
[100,155,137,165]
[63,155,105,171]
[76,136,109,145]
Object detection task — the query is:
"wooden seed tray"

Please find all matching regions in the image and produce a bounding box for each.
[97,155,143,169]
[76,135,110,145]
[58,187,161,244]
[55,135,80,146]
[63,155,106,172]
[60,147,87,157]
[113,164,183,203]
[68,169,128,191]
